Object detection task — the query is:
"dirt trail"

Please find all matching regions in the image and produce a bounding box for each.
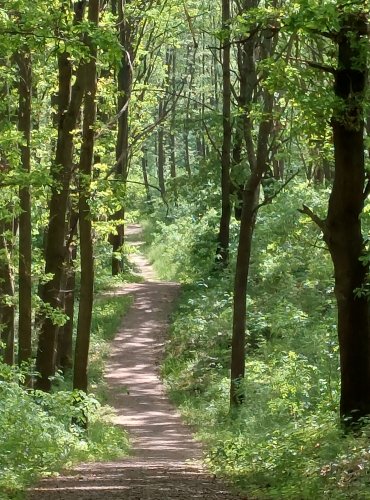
[27,225,244,499]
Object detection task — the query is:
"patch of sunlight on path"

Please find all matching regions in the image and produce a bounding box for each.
[27,224,245,500]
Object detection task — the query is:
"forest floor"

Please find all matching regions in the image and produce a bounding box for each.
[27,224,244,500]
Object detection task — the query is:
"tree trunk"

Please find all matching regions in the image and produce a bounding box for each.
[216,0,231,266]
[157,103,166,200]
[57,242,76,374]
[230,181,260,404]
[169,49,177,203]
[16,49,33,369]
[184,130,191,176]
[229,10,274,406]
[0,221,15,365]
[110,0,133,276]
[324,11,370,423]
[183,44,197,177]
[141,147,152,207]
[73,0,99,393]
[231,37,256,221]
[35,3,87,391]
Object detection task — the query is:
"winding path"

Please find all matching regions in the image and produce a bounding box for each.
[27,225,244,499]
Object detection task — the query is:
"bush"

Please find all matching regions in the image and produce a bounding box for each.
[0,367,127,498]
[145,181,370,499]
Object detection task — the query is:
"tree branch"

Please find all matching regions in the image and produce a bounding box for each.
[364,180,370,200]
[254,171,299,213]
[203,120,222,160]
[97,178,170,216]
[298,204,327,233]
[288,57,336,75]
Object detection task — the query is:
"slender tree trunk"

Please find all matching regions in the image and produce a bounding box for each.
[216,0,231,266]
[169,133,176,179]
[324,11,370,423]
[157,102,166,200]
[230,183,259,405]
[230,95,273,407]
[16,49,33,369]
[169,49,177,202]
[73,0,99,393]
[231,39,254,221]
[110,0,133,276]
[56,200,78,372]
[322,158,332,184]
[229,13,274,406]
[141,147,152,206]
[184,131,191,176]
[35,3,87,391]
[183,44,197,177]
[0,221,15,365]
[57,238,76,375]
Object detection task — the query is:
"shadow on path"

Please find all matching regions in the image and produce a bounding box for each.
[27,224,244,499]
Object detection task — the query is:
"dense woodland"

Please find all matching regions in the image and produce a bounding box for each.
[0,0,369,498]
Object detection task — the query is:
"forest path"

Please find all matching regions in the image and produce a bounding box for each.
[27,224,243,499]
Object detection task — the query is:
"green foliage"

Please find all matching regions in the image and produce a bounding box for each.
[0,365,129,499]
[144,211,219,282]
[0,287,132,499]
[88,293,133,393]
[146,181,370,499]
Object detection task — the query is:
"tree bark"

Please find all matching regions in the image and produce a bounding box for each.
[35,2,87,391]
[230,94,273,407]
[324,11,370,423]
[231,37,256,220]
[168,48,177,202]
[141,147,152,207]
[73,0,99,393]
[230,182,259,404]
[229,11,274,407]
[16,48,32,370]
[183,44,197,177]
[216,0,232,266]
[0,221,15,365]
[157,102,166,200]
[57,239,76,374]
[110,0,133,276]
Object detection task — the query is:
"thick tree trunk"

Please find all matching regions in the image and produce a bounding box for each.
[35,3,86,391]
[73,0,99,393]
[16,49,32,369]
[216,0,231,266]
[324,11,370,423]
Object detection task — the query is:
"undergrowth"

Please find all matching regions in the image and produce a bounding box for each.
[144,181,370,499]
[0,256,135,499]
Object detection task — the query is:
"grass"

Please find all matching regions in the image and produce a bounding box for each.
[159,279,370,499]
[89,293,133,400]
[0,253,139,499]
[142,184,370,500]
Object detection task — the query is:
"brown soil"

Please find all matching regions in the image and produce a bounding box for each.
[27,224,245,499]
